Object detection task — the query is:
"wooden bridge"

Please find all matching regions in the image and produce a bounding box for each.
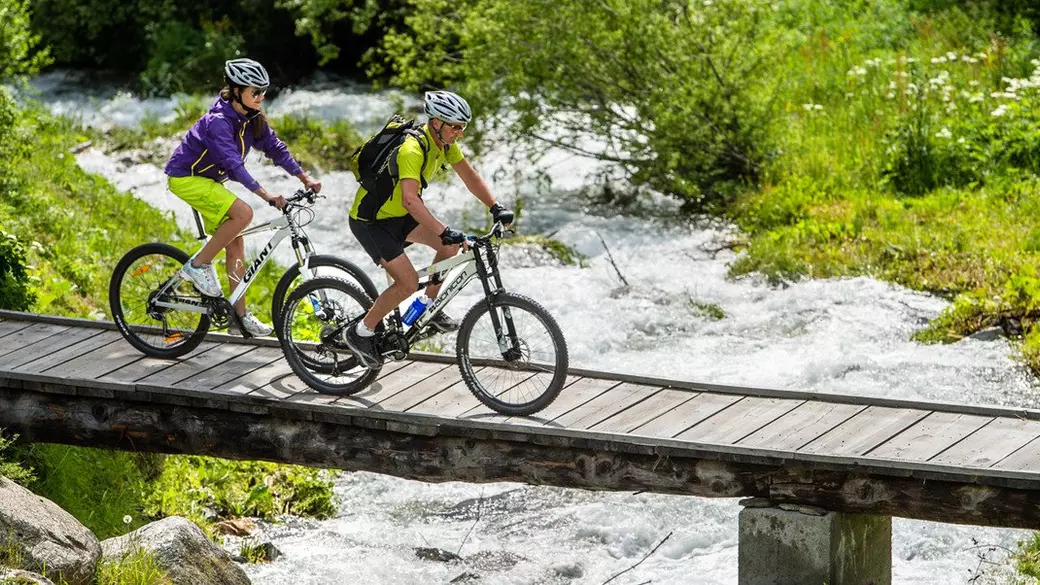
[3,310,1040,584]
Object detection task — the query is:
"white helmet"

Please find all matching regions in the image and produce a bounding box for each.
[424,91,472,124]
[224,58,270,88]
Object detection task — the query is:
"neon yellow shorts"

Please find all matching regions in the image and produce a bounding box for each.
[167,176,237,234]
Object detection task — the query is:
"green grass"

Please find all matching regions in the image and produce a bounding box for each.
[730,1,1040,374]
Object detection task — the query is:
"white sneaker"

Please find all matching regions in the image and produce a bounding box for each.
[239,312,273,337]
[180,260,222,297]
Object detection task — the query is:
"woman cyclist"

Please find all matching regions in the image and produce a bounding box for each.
[164,58,322,336]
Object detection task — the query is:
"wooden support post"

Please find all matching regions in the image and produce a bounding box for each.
[738,502,891,585]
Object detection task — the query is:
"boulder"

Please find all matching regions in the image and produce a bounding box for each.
[0,477,100,585]
[101,517,250,585]
[0,568,56,584]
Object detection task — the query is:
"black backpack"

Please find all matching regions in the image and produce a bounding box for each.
[351,115,429,221]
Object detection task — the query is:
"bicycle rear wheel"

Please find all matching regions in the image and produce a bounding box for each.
[279,277,380,395]
[109,242,210,358]
[456,292,569,416]
[271,254,379,336]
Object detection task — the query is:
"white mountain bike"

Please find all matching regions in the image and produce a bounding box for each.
[277,222,569,416]
[109,189,377,359]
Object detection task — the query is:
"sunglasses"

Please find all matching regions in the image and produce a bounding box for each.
[249,88,267,98]
[444,121,467,132]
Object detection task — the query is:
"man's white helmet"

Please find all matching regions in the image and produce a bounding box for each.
[424,91,472,124]
[224,58,270,88]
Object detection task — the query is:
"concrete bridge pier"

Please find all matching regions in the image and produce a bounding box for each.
[738,501,891,585]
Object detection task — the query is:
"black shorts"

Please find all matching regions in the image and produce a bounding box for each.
[349,215,419,266]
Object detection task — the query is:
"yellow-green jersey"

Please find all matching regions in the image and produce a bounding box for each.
[350,123,465,221]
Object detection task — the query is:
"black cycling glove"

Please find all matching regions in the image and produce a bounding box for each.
[490,203,514,225]
[440,226,466,245]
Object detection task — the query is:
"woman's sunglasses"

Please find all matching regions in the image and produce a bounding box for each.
[249,88,267,98]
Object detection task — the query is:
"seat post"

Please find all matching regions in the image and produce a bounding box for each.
[192,209,207,240]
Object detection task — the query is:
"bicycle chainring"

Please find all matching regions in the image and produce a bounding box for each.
[381,330,409,361]
[207,298,232,329]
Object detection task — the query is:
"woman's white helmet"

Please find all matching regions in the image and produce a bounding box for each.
[424,91,472,124]
[224,58,270,89]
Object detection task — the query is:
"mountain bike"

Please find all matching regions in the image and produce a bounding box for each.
[109,188,377,359]
[277,222,569,416]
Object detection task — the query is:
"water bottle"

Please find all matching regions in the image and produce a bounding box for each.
[402,294,430,326]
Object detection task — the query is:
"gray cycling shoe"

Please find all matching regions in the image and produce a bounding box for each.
[428,311,460,333]
[179,260,222,297]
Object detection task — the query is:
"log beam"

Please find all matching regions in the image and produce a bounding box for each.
[3,383,1040,529]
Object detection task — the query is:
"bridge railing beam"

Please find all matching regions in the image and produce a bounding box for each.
[738,500,891,585]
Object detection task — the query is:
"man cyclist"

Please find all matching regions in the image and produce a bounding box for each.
[164,58,322,336]
[344,90,513,367]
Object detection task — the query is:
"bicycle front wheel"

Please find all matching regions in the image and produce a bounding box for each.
[456,292,569,416]
[279,277,380,395]
[109,242,210,358]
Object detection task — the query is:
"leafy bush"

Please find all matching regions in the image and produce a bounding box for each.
[140,18,246,96]
[145,456,337,532]
[0,431,34,485]
[373,0,777,211]
[0,0,51,83]
[0,231,35,312]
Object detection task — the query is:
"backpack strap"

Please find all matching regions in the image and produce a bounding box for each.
[405,128,430,192]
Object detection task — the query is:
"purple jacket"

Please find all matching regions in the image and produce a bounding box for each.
[164,97,302,192]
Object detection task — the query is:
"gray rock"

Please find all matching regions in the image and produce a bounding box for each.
[0,568,56,584]
[0,477,100,585]
[102,517,250,585]
[968,327,1004,342]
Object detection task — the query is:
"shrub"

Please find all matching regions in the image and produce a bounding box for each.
[140,18,246,96]
[0,231,35,312]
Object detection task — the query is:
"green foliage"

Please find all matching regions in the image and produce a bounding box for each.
[0,231,35,312]
[140,18,245,96]
[94,546,171,585]
[373,0,778,211]
[689,300,726,321]
[269,114,363,172]
[30,0,174,71]
[275,0,393,66]
[0,432,34,485]
[145,456,337,531]
[0,0,52,83]
[19,444,151,540]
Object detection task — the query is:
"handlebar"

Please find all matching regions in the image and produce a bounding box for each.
[466,221,510,245]
[275,188,323,212]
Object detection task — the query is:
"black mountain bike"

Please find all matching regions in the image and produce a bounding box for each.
[277,222,569,416]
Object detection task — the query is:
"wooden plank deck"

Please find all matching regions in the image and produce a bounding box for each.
[6,310,1040,529]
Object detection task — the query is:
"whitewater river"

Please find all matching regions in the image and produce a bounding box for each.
[28,71,1040,584]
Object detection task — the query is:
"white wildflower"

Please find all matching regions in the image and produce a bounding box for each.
[935,127,952,139]
[991,104,1009,117]
[946,51,957,61]
[931,56,948,64]
[123,515,132,525]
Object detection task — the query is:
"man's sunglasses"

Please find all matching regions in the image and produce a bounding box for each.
[444,121,467,132]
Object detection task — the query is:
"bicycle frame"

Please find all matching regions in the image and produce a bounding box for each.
[400,226,518,351]
[154,207,318,315]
